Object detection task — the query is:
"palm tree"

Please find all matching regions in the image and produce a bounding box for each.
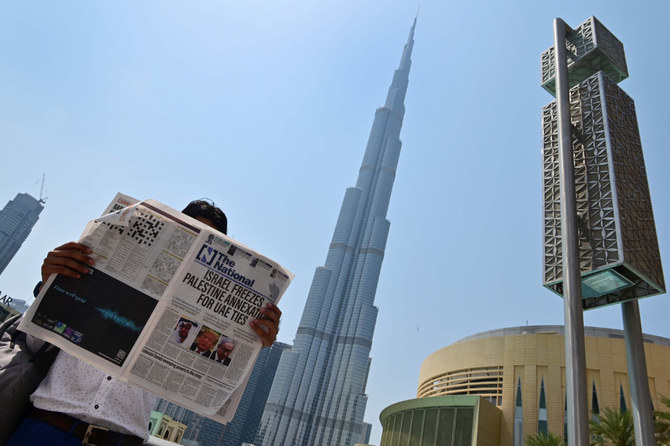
[589,407,634,446]
[526,431,566,446]
[656,394,670,445]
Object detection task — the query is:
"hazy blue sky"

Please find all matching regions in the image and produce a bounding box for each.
[1,1,669,444]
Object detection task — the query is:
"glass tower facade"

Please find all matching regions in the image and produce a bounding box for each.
[220,342,291,446]
[0,193,44,275]
[257,19,415,446]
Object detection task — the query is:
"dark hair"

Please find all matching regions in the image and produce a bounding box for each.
[182,199,228,234]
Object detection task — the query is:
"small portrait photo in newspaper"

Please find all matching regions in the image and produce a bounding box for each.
[211,335,235,366]
[169,317,198,346]
[189,326,221,358]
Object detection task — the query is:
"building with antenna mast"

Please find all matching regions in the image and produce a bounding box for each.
[0,192,44,275]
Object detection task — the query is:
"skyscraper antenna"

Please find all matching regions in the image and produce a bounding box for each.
[39,173,48,204]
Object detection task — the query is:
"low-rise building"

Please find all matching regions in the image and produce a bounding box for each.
[380,325,670,445]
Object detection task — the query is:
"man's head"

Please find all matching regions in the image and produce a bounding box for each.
[182,199,228,234]
[178,321,192,340]
[217,337,235,360]
[196,329,219,352]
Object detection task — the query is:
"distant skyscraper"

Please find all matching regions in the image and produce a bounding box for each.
[221,342,291,446]
[257,18,416,446]
[0,193,44,275]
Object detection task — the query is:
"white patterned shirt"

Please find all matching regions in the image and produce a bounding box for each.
[30,351,156,440]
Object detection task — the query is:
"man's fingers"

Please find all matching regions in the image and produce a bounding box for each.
[48,243,93,262]
[42,264,86,279]
[267,302,282,318]
[259,307,279,323]
[252,303,282,347]
[250,321,274,347]
[53,241,89,252]
[43,256,91,275]
[41,242,94,283]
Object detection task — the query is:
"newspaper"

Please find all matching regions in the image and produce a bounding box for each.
[19,193,293,423]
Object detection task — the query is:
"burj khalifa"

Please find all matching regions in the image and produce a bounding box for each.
[257,18,416,446]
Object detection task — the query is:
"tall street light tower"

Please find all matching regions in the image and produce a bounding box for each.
[541,16,664,445]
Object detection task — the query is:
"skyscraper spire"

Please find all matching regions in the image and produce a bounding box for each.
[256,19,416,446]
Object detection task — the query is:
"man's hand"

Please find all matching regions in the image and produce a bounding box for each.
[40,242,94,291]
[250,302,282,347]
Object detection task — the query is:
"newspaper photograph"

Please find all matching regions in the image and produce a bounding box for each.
[19,193,293,422]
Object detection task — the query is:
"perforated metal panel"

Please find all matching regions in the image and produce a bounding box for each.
[542,71,664,308]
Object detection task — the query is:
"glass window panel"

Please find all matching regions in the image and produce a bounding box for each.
[399,412,412,446]
[410,410,424,445]
[380,416,392,446]
[454,408,474,446]
[436,408,454,446]
[387,414,400,446]
[591,380,601,423]
[422,409,437,446]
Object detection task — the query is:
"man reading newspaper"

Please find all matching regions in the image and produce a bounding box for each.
[6,199,282,446]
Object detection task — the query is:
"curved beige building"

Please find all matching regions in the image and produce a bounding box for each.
[380,325,670,446]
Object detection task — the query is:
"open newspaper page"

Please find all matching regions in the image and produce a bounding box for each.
[19,194,293,420]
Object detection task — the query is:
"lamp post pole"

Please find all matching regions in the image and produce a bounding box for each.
[622,300,657,444]
[553,18,590,446]
[544,16,664,444]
